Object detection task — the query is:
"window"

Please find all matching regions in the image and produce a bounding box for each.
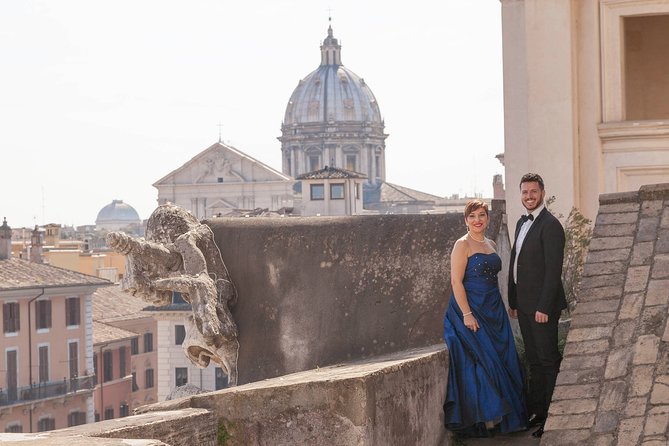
[346,154,357,172]
[130,337,139,355]
[375,155,381,178]
[37,417,55,432]
[175,325,186,345]
[69,342,78,379]
[104,407,114,420]
[95,412,100,422]
[5,424,22,433]
[119,346,126,378]
[175,367,188,387]
[145,368,154,388]
[172,291,187,304]
[93,352,98,381]
[131,372,139,392]
[217,177,224,183]
[355,183,360,200]
[38,346,49,383]
[309,155,320,172]
[215,367,228,390]
[310,184,324,200]
[67,411,86,427]
[3,302,20,333]
[119,403,129,417]
[35,300,51,330]
[143,332,153,353]
[103,350,113,382]
[6,350,17,401]
[65,297,80,326]
[330,184,344,200]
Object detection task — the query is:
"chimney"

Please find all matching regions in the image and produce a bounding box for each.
[493,174,505,200]
[0,217,11,260]
[30,225,44,263]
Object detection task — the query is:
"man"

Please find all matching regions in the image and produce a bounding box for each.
[508,173,567,438]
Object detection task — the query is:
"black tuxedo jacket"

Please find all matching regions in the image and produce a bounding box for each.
[508,207,567,315]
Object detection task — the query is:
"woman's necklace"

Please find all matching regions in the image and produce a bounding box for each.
[468,232,486,243]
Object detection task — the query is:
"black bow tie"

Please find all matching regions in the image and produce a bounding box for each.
[521,214,534,223]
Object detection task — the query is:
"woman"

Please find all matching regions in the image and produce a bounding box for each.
[443,199,527,437]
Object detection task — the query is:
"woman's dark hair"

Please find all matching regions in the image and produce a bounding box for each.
[464,199,489,217]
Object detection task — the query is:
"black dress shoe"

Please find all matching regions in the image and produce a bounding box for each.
[528,414,546,427]
[531,426,544,438]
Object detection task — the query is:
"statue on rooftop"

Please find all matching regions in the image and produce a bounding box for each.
[106,203,239,385]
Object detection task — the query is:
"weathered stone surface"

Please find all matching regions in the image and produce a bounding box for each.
[539,430,592,445]
[581,274,625,290]
[589,236,634,251]
[614,321,637,348]
[617,417,644,446]
[549,398,597,415]
[651,254,669,279]
[619,292,646,319]
[598,380,627,411]
[593,411,619,433]
[544,413,595,430]
[637,217,660,242]
[641,440,668,446]
[604,347,632,379]
[650,379,669,405]
[593,223,636,237]
[596,212,639,225]
[552,384,601,400]
[579,286,623,301]
[641,306,667,336]
[645,280,669,307]
[598,202,640,214]
[643,411,669,436]
[556,368,602,385]
[570,312,616,327]
[564,339,610,356]
[573,299,620,314]
[655,229,669,253]
[631,241,655,266]
[626,266,651,293]
[587,248,631,263]
[567,326,613,343]
[631,365,656,397]
[583,261,627,276]
[634,335,660,364]
[591,434,615,446]
[663,317,669,342]
[625,397,648,417]
[562,354,606,371]
[662,206,669,228]
[641,200,664,217]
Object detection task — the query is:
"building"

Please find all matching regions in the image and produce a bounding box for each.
[297,166,366,216]
[279,23,387,187]
[501,0,669,222]
[153,142,295,219]
[0,219,110,433]
[95,200,142,235]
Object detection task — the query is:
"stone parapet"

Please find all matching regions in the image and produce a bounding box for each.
[543,183,669,445]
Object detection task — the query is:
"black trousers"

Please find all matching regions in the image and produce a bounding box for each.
[517,309,562,418]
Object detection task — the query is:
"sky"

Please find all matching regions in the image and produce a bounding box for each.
[0,1,504,228]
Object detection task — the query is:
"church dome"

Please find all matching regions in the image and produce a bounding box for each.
[283,25,382,125]
[96,200,141,230]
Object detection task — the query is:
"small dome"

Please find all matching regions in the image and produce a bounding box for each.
[96,200,141,226]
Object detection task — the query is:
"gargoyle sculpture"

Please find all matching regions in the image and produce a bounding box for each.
[106,204,239,385]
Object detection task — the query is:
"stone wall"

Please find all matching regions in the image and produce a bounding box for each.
[205,206,505,384]
[543,183,669,445]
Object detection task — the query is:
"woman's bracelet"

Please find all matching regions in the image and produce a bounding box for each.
[463,311,473,317]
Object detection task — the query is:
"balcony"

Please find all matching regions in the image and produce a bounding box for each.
[0,375,95,407]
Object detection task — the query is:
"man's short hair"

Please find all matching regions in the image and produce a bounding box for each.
[520,173,545,190]
[464,199,489,217]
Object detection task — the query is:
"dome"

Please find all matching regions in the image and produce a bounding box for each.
[283,26,382,125]
[96,200,141,225]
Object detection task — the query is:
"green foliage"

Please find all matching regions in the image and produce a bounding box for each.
[217,418,232,445]
[561,207,592,313]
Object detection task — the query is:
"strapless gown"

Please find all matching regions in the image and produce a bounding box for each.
[443,252,527,436]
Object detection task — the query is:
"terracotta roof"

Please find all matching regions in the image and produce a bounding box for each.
[378,182,441,203]
[296,166,367,180]
[93,320,138,345]
[92,285,151,322]
[0,258,111,291]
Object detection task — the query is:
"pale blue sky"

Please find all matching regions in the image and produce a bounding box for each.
[0,1,503,227]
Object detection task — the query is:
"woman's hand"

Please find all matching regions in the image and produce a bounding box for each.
[464,313,479,332]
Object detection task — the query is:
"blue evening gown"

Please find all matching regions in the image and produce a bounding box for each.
[443,252,527,436]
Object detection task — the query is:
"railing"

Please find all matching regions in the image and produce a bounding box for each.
[0,375,95,407]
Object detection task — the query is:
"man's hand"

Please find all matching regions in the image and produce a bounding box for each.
[535,311,549,323]
[508,308,518,319]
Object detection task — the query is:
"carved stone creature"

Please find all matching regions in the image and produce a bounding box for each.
[106,203,239,385]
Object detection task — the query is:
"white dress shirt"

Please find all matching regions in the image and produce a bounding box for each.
[513,203,545,284]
